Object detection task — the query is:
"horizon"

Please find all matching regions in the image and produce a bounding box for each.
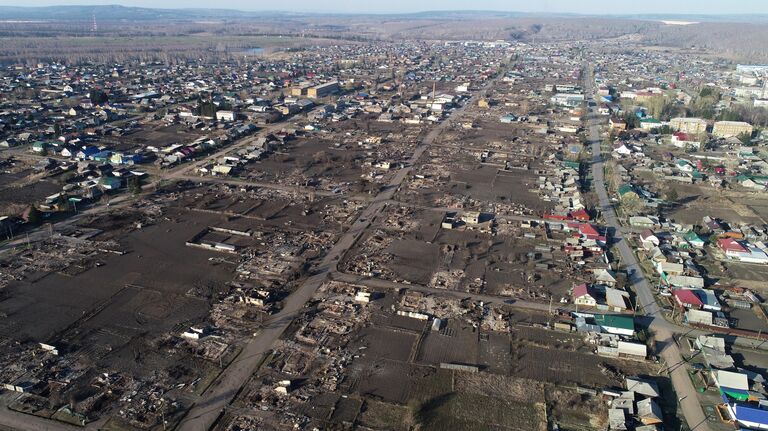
[0,0,766,16]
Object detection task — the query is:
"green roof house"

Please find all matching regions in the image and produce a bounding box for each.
[593,314,635,336]
[618,184,638,199]
[31,141,48,153]
[640,117,662,130]
[684,231,705,248]
[562,160,581,170]
[99,176,122,190]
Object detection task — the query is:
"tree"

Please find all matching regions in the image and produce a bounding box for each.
[89,89,109,105]
[699,87,715,98]
[198,100,217,118]
[737,131,753,145]
[56,195,70,211]
[690,89,720,119]
[718,110,743,122]
[605,160,622,193]
[620,194,643,216]
[622,112,638,129]
[665,187,679,202]
[645,96,669,119]
[26,205,42,225]
[128,176,142,195]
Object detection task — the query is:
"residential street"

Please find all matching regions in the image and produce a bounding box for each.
[584,65,711,431]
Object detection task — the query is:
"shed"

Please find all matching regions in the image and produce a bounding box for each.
[637,398,663,425]
[714,370,749,393]
[617,341,647,358]
[686,309,713,326]
[667,275,704,289]
[695,289,721,312]
[626,378,660,398]
[730,403,768,430]
[605,288,630,310]
[684,231,705,248]
[608,408,627,431]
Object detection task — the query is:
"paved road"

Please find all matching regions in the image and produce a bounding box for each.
[177,80,494,431]
[584,66,711,431]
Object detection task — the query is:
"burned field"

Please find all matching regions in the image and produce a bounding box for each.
[109,122,209,155]
[238,136,370,189]
[665,192,765,226]
[234,126,423,194]
[398,145,555,216]
[220,282,650,431]
[0,182,351,428]
[0,207,233,342]
[0,208,237,427]
[167,182,365,232]
[0,179,60,210]
[339,205,578,301]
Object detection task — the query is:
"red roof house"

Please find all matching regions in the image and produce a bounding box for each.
[573,283,597,306]
[718,238,747,254]
[570,209,590,221]
[579,224,600,240]
[639,229,659,246]
[673,289,703,309]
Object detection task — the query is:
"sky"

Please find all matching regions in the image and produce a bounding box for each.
[0,0,766,15]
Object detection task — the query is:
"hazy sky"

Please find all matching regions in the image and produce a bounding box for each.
[0,0,766,14]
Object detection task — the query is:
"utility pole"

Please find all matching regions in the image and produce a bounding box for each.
[431,81,437,110]
[160,398,167,431]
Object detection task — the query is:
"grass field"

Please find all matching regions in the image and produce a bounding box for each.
[358,399,410,431]
[0,35,350,64]
[414,392,546,431]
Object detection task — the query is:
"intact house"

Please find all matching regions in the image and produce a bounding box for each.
[673,289,703,310]
[573,283,597,307]
[718,238,768,264]
[671,132,701,150]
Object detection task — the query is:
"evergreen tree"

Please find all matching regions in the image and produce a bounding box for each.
[26,206,42,225]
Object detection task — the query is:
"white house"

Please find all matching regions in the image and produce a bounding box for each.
[216,110,236,122]
[573,283,597,306]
